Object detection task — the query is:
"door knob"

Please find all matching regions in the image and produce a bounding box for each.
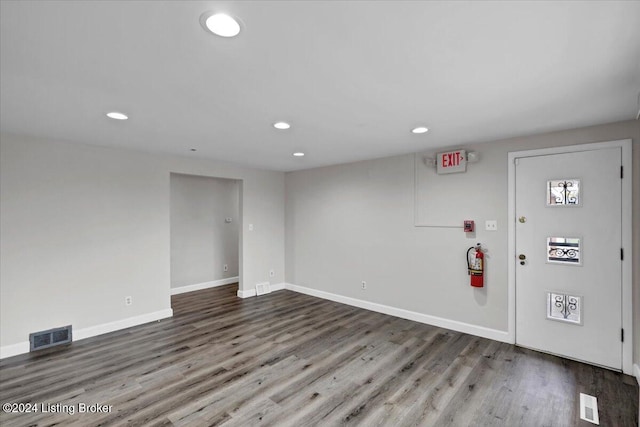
[518,254,526,260]
[519,216,526,223]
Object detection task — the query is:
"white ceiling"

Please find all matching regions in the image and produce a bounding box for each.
[1,1,639,171]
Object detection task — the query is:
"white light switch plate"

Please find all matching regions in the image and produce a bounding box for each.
[485,220,497,231]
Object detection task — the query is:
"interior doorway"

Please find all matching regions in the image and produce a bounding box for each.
[169,173,241,298]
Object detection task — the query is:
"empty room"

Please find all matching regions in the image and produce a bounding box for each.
[1,1,639,426]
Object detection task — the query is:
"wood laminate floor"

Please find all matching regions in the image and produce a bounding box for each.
[0,284,637,426]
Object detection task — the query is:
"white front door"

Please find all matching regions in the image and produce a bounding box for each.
[515,147,623,370]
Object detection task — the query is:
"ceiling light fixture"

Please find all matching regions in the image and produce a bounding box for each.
[411,126,429,134]
[106,112,128,120]
[273,121,291,130]
[202,13,241,37]
[293,152,305,157]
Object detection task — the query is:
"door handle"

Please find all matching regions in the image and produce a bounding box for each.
[519,254,526,265]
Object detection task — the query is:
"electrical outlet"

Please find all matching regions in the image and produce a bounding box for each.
[269,269,275,278]
[485,220,498,231]
[361,281,367,290]
[224,264,228,272]
[125,296,133,306]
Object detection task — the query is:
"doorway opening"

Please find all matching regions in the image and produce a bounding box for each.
[169,173,241,303]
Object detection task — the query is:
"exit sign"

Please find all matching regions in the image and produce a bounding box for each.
[437,150,467,174]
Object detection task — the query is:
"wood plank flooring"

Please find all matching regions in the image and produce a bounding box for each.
[1,284,637,426]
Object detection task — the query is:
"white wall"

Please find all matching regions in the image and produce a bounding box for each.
[0,133,285,353]
[170,174,239,289]
[285,153,508,331]
[285,120,639,358]
[1,120,637,369]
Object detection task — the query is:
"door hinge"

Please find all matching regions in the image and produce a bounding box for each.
[621,328,624,342]
[620,248,624,260]
[620,166,623,179]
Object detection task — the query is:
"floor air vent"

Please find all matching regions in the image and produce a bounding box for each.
[579,393,599,425]
[255,282,271,296]
[29,325,72,351]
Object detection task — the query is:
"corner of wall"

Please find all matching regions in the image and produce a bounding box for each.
[237,282,286,299]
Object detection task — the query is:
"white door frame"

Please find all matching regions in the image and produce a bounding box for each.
[507,139,633,375]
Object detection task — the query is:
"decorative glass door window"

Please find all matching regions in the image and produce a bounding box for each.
[547,179,580,206]
[547,237,582,265]
[547,292,582,325]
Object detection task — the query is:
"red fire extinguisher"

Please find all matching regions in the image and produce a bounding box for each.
[467,243,484,288]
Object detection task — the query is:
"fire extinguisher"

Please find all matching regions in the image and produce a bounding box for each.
[467,243,484,288]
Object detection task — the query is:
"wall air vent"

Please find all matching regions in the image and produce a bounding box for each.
[255,282,271,296]
[29,325,72,351]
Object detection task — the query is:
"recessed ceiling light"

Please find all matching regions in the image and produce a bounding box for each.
[411,126,429,134]
[293,152,305,157]
[106,112,128,120]
[274,122,291,130]
[202,13,241,37]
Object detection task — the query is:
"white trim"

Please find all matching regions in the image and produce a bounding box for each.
[237,282,285,299]
[507,154,517,345]
[73,308,174,341]
[170,277,239,295]
[0,341,30,359]
[634,364,640,386]
[271,283,285,292]
[508,139,633,375]
[237,288,255,298]
[285,283,510,343]
[620,141,633,376]
[0,308,174,359]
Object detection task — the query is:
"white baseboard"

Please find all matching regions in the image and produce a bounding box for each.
[0,308,174,360]
[237,288,255,298]
[237,282,285,299]
[270,283,286,292]
[634,363,640,386]
[0,341,30,359]
[284,283,511,343]
[73,308,174,341]
[171,277,239,295]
